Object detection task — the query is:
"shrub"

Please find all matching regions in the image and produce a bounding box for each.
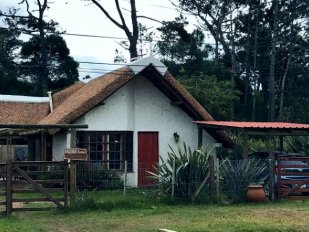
[148,143,213,202]
[220,158,268,203]
[76,161,123,190]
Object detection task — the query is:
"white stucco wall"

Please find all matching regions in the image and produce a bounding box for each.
[52,134,67,161]
[52,75,217,186]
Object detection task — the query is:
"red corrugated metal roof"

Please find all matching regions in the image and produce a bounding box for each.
[193,121,309,130]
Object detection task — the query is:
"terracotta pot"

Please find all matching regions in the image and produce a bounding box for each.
[246,185,266,202]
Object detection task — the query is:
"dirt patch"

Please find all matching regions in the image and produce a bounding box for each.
[251,208,309,222]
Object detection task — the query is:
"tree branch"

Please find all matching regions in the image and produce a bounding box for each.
[19,0,35,18]
[0,12,30,19]
[115,0,131,39]
[90,0,124,30]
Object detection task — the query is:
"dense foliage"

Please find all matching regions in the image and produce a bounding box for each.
[77,161,123,190]
[220,158,268,203]
[0,1,79,96]
[148,143,213,202]
[158,0,309,122]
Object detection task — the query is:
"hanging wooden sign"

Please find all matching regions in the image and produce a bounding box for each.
[64,148,88,160]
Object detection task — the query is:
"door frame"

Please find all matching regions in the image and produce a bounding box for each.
[137,131,159,186]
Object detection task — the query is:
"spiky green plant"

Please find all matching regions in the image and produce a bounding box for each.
[284,136,309,156]
[148,143,214,202]
[220,158,268,203]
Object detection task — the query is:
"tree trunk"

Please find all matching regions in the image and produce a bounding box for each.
[268,0,279,122]
[278,56,290,121]
[214,33,219,65]
[38,0,49,96]
[251,1,260,121]
[244,3,252,116]
[230,13,236,120]
[129,0,138,60]
[129,38,138,60]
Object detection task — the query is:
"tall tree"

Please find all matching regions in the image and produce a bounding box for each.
[157,15,211,73]
[1,1,79,96]
[89,0,139,60]
[176,0,236,60]
[0,27,21,94]
[268,0,279,121]
[20,34,79,91]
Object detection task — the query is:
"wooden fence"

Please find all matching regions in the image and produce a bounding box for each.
[277,156,309,200]
[0,160,69,215]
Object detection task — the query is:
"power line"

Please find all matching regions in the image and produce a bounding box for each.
[0,25,307,49]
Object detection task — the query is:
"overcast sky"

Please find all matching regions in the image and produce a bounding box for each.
[0,0,200,78]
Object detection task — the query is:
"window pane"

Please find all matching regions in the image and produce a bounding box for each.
[90,152,96,160]
[96,135,102,143]
[90,134,96,143]
[90,144,96,151]
[97,144,102,151]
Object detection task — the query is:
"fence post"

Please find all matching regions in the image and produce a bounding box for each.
[215,158,220,202]
[171,156,176,199]
[63,159,69,207]
[70,160,77,205]
[209,155,216,202]
[123,161,127,197]
[268,136,275,200]
[6,159,12,216]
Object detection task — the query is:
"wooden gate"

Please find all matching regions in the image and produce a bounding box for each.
[277,156,309,200]
[0,160,68,215]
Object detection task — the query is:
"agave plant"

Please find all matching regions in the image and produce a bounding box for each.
[148,143,214,202]
[220,158,268,203]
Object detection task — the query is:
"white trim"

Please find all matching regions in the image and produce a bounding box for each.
[0,95,49,103]
[127,56,167,75]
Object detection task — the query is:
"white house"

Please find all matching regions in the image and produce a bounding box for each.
[0,57,230,186]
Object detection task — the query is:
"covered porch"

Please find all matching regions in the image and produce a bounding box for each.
[195,121,309,200]
[0,124,88,162]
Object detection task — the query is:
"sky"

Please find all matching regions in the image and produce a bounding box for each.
[0,0,199,79]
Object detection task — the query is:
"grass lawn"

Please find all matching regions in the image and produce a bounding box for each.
[0,190,308,232]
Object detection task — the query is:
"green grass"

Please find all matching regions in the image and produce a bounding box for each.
[0,190,308,232]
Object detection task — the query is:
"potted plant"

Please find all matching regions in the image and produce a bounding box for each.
[246,185,266,202]
[221,158,268,203]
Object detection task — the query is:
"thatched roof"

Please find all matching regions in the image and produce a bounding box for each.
[39,67,135,125]
[0,101,49,124]
[52,82,85,109]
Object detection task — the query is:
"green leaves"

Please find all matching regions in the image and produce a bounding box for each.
[220,158,268,203]
[148,143,213,202]
[179,75,240,120]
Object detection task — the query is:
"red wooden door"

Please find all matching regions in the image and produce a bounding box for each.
[138,132,159,186]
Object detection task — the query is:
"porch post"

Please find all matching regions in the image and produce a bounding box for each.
[279,136,284,152]
[66,128,77,205]
[268,136,275,200]
[242,132,249,159]
[40,131,46,161]
[66,129,71,149]
[66,128,76,148]
[198,126,203,149]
